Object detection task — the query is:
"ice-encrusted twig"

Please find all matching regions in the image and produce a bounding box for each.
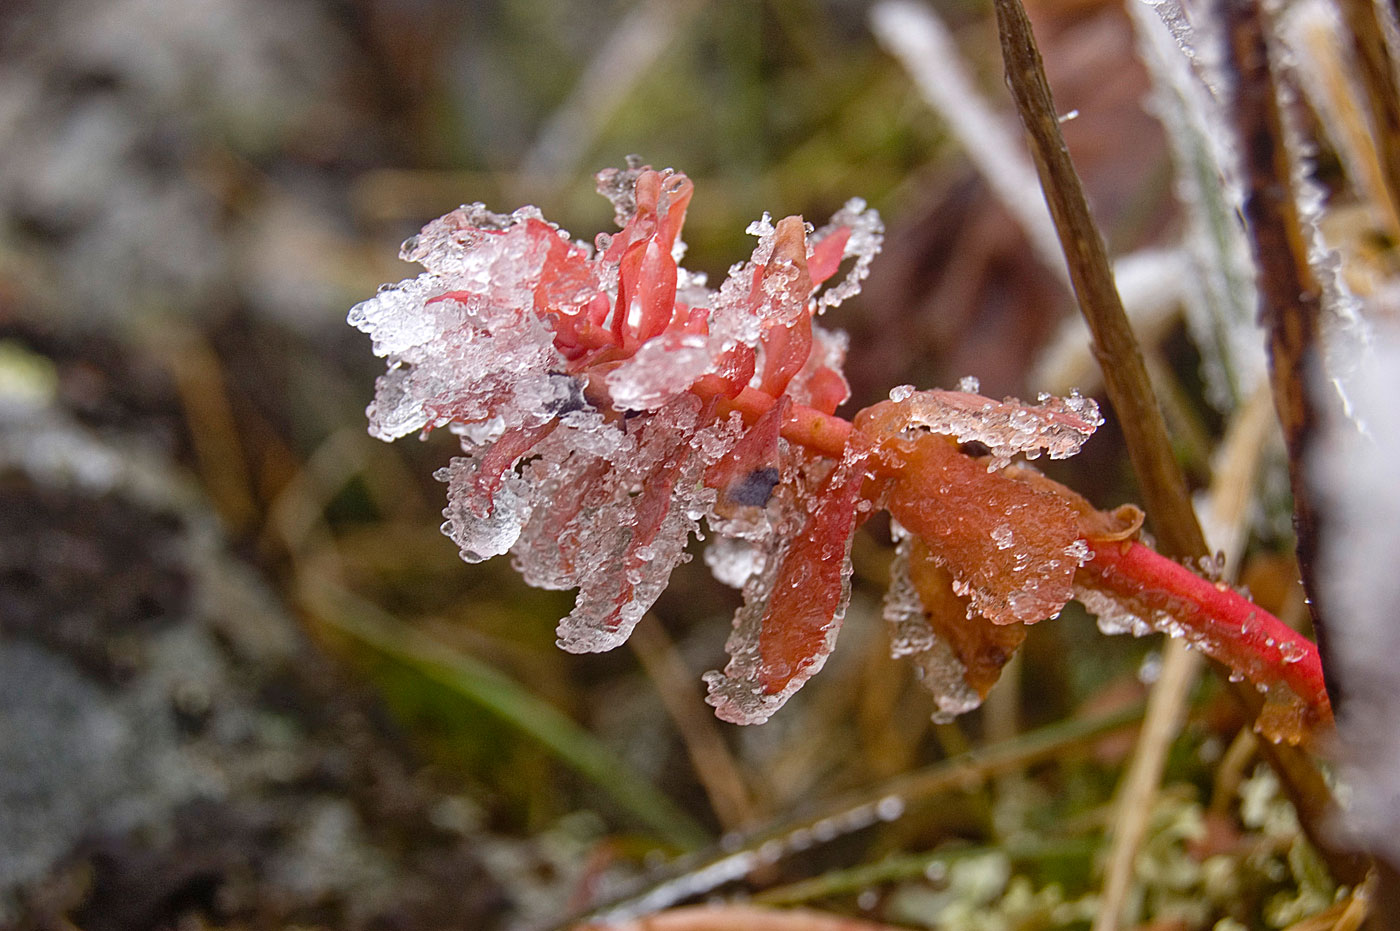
[1218,0,1340,695]
[572,703,1146,926]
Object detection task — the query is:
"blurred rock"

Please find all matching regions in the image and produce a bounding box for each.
[0,332,505,929]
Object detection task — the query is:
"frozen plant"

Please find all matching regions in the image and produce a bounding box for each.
[350,161,1330,740]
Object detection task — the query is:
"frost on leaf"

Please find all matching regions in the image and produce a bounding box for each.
[535,398,743,652]
[856,389,1103,470]
[704,448,868,725]
[857,398,1088,625]
[885,522,1026,722]
[348,211,587,442]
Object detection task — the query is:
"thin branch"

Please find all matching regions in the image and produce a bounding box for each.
[991,0,1207,560]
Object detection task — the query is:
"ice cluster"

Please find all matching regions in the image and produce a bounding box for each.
[874,387,1103,469]
[883,521,983,723]
[349,161,885,723]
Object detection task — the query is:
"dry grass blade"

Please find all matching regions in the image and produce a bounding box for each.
[629,615,760,832]
[991,0,1367,886]
[1337,0,1400,226]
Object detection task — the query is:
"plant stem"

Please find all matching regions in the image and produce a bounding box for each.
[991,0,1206,560]
[1083,540,1327,718]
[718,386,851,458]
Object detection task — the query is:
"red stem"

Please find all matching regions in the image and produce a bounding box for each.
[1083,539,1330,723]
[719,387,852,458]
[709,385,1331,726]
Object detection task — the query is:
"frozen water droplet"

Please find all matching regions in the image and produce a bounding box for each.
[957,375,981,394]
[1139,651,1163,684]
[876,795,906,821]
[991,523,1015,550]
[889,384,915,402]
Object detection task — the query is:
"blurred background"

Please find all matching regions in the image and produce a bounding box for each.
[0,0,1323,928]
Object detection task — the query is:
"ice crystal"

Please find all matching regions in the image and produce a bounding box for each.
[884,522,983,722]
[862,388,1103,470]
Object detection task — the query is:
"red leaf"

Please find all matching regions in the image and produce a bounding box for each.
[755,452,867,695]
[808,226,851,285]
[881,433,1082,625]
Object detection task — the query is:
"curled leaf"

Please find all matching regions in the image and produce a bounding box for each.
[873,431,1084,625]
[885,523,1026,721]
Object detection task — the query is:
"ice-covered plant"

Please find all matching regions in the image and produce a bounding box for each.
[349,160,1329,741]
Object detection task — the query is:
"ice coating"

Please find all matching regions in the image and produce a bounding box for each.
[1074,539,1329,745]
[349,212,581,442]
[704,450,867,725]
[860,415,1086,625]
[811,198,885,314]
[884,523,983,722]
[856,389,1103,470]
[351,160,889,723]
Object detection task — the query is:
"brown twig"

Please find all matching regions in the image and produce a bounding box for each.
[1219,0,1340,703]
[991,0,1206,560]
[991,0,1368,886]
